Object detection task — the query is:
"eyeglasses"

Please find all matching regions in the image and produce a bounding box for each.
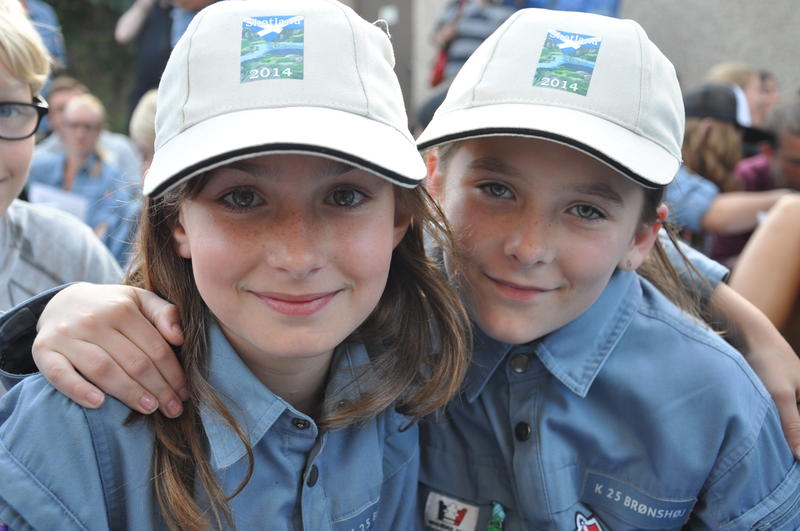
[0,96,49,140]
[63,120,103,133]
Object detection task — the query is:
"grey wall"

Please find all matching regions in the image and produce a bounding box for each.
[620,1,800,97]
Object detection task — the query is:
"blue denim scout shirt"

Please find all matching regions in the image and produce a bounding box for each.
[419,270,800,531]
[0,324,419,530]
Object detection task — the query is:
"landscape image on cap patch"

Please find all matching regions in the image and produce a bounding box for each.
[533,29,601,96]
[241,15,304,82]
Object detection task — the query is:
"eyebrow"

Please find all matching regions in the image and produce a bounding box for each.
[224,158,356,178]
[572,182,625,206]
[467,156,522,177]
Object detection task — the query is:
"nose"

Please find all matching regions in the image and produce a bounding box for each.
[503,216,555,267]
[264,208,326,279]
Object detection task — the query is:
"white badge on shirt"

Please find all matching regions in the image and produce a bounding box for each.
[424,491,479,531]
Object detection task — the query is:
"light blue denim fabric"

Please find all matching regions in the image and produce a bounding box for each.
[0,324,419,530]
[419,270,800,530]
[26,152,139,265]
[664,166,720,234]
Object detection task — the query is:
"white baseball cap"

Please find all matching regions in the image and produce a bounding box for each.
[416,9,685,187]
[144,0,424,197]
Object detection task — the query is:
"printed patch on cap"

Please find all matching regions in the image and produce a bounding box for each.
[424,492,479,531]
[241,15,304,82]
[574,511,605,531]
[581,471,695,529]
[533,29,601,96]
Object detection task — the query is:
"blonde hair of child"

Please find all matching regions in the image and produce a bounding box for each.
[0,0,50,96]
[129,89,157,149]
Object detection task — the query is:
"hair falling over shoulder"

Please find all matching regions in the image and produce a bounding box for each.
[123,180,471,530]
[635,186,709,324]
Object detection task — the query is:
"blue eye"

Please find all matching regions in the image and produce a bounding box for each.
[221,188,263,209]
[0,104,17,119]
[479,182,513,199]
[570,204,605,220]
[329,188,366,208]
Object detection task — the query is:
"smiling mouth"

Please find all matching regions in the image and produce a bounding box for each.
[484,274,556,302]
[255,291,340,316]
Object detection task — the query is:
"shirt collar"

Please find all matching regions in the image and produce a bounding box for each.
[201,324,372,470]
[464,269,641,402]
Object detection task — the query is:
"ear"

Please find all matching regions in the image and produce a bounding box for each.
[171,210,192,259]
[424,147,445,202]
[619,204,666,270]
[392,204,412,250]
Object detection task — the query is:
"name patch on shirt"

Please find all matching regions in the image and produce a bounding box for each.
[424,492,479,531]
[533,29,601,96]
[241,15,304,82]
[581,471,695,529]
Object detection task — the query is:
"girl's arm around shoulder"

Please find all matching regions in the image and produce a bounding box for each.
[0,375,134,530]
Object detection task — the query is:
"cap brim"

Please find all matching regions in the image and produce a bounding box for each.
[416,103,681,188]
[144,107,425,197]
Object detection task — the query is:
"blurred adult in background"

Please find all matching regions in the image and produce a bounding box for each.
[170,0,218,46]
[760,70,781,124]
[27,93,138,264]
[707,62,765,128]
[504,0,619,15]
[711,97,800,265]
[418,0,516,128]
[0,0,120,312]
[730,195,800,350]
[665,83,790,254]
[114,0,171,125]
[36,76,142,196]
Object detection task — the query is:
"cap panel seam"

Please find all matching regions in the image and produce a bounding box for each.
[180,7,208,133]
[470,10,523,106]
[633,22,646,135]
[337,2,371,120]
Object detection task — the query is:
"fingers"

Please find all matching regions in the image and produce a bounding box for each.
[772,387,800,460]
[135,288,185,347]
[35,350,108,410]
[34,284,188,417]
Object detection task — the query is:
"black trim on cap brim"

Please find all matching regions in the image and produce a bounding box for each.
[417,128,666,189]
[149,143,420,197]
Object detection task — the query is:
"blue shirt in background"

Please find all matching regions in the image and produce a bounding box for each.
[0,324,419,530]
[419,269,800,530]
[505,0,620,16]
[664,165,720,234]
[26,152,139,265]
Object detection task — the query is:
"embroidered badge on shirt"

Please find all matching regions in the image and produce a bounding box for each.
[533,29,601,96]
[574,511,604,531]
[240,15,304,82]
[424,492,479,531]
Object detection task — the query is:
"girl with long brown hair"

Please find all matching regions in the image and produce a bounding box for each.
[0,1,469,529]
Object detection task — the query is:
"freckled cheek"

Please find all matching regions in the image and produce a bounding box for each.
[335,218,397,286]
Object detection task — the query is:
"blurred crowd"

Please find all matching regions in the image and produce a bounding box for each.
[6,0,800,351]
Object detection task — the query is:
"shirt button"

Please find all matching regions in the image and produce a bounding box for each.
[515,422,531,442]
[509,353,530,373]
[292,418,310,430]
[306,464,319,487]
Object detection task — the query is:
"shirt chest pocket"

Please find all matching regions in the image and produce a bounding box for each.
[327,415,420,531]
[553,469,696,530]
